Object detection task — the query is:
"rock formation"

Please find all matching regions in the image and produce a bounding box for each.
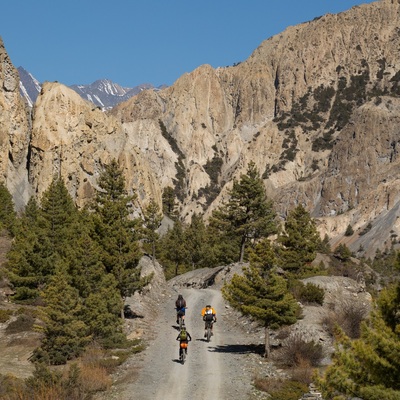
[2,0,400,257]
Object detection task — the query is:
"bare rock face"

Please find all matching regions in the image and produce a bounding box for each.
[29,82,161,210]
[0,37,31,210]
[3,1,400,257]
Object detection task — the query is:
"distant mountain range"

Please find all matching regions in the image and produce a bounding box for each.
[17,67,166,109]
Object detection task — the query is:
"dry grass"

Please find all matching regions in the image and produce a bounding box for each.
[289,358,314,385]
[253,376,308,400]
[5,314,35,334]
[321,299,369,339]
[78,364,112,393]
[273,333,325,368]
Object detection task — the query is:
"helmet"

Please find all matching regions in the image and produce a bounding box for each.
[181,325,186,330]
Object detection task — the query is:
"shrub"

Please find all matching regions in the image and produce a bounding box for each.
[344,224,354,236]
[254,377,308,400]
[0,309,13,323]
[275,333,325,368]
[321,299,369,339]
[290,358,314,385]
[290,281,325,305]
[77,363,111,393]
[0,373,25,399]
[300,282,325,305]
[5,313,35,333]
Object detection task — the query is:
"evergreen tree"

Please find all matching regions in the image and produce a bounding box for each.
[318,233,331,254]
[6,198,43,300]
[91,159,144,305]
[335,243,353,262]
[162,186,178,219]
[345,224,354,236]
[39,177,79,257]
[185,213,215,269]
[81,273,125,347]
[6,179,79,300]
[209,162,277,262]
[222,239,299,357]
[157,220,189,278]
[0,182,16,233]
[277,204,321,276]
[32,269,91,365]
[142,199,163,261]
[318,283,400,399]
[64,212,125,345]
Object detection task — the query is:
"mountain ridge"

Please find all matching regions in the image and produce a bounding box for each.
[17,66,166,110]
[1,0,400,258]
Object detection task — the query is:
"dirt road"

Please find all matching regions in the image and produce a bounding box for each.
[118,287,256,400]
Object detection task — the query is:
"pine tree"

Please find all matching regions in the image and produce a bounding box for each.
[142,199,163,261]
[162,186,178,219]
[335,243,353,261]
[209,162,277,262]
[0,182,16,233]
[91,159,144,305]
[222,239,299,357]
[317,283,400,399]
[32,269,91,365]
[6,199,43,300]
[157,220,189,278]
[39,177,78,256]
[185,213,215,269]
[277,204,321,276]
[6,179,80,300]
[81,273,125,347]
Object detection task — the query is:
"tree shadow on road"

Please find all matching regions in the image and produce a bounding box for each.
[208,343,264,355]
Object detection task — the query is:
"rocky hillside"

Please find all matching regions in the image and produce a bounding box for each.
[2,0,400,257]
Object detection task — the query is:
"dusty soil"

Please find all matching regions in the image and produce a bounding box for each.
[0,254,372,400]
[94,264,372,400]
[97,284,275,400]
[0,304,41,379]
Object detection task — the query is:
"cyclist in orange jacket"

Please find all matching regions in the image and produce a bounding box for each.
[201,304,217,336]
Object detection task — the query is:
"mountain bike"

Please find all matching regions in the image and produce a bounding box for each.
[176,307,187,329]
[205,320,213,342]
[179,342,188,364]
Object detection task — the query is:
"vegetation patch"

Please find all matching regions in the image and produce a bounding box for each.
[321,299,369,339]
[254,377,308,400]
[5,313,35,334]
[290,280,325,305]
[0,308,13,323]
[274,333,325,368]
[159,120,187,202]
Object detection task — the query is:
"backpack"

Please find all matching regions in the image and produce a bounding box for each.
[180,329,187,341]
[176,298,185,309]
[204,309,214,321]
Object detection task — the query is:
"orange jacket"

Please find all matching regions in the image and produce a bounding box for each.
[201,306,216,317]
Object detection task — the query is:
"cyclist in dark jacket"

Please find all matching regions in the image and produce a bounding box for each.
[175,294,187,324]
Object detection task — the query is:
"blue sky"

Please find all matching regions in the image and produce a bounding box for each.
[2,0,376,88]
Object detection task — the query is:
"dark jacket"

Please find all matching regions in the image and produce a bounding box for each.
[175,297,186,309]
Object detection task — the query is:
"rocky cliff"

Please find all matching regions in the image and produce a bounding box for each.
[1,0,400,257]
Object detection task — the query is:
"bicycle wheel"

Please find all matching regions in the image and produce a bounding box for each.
[181,350,186,364]
[206,325,211,342]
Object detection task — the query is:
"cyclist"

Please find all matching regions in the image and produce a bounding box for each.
[175,294,187,325]
[201,304,217,336]
[176,325,192,358]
